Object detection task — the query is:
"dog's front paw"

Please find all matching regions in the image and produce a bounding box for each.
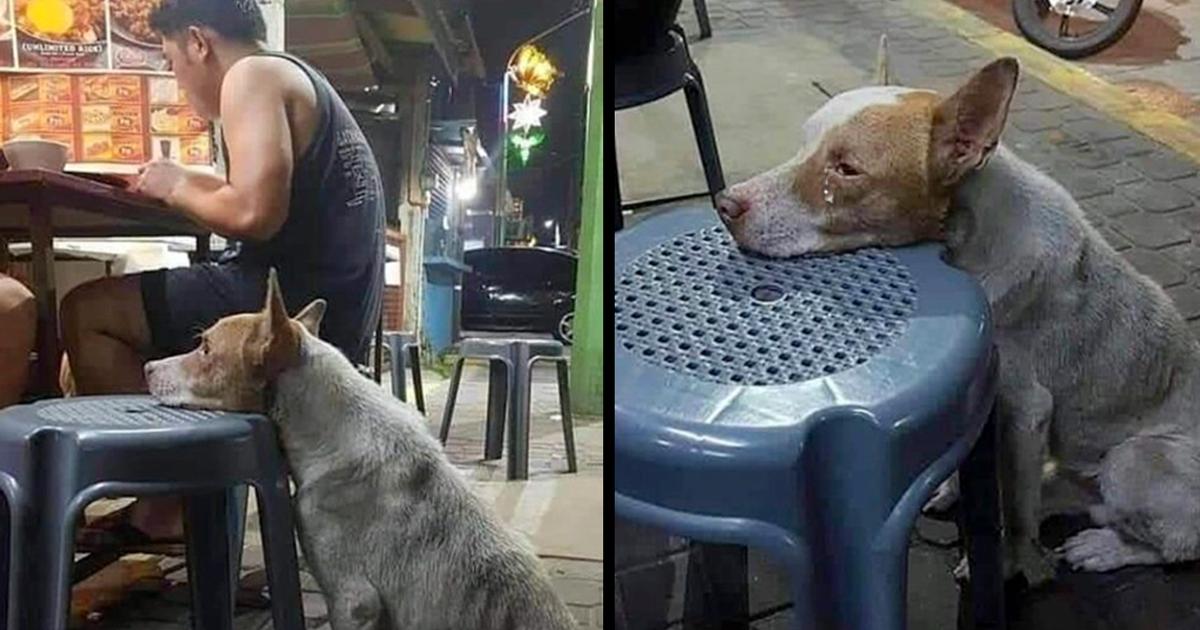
[1056,527,1161,573]
[924,475,960,514]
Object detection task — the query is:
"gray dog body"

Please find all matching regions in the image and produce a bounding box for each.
[715,53,1200,583]
[272,336,577,629]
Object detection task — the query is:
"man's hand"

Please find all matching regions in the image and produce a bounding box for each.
[133,159,187,204]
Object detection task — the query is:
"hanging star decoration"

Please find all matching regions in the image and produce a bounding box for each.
[506,43,558,167]
[508,96,547,134]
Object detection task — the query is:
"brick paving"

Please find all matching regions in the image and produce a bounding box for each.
[80,358,604,629]
[617,0,1200,628]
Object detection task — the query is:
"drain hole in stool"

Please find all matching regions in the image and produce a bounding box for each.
[750,283,785,304]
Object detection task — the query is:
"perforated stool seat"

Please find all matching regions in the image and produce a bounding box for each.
[440,338,577,480]
[0,395,304,629]
[615,207,1005,629]
[383,331,426,413]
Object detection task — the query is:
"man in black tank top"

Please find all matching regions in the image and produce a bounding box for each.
[59,0,385,544]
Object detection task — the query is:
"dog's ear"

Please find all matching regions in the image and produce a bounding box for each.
[874,34,889,86]
[294,299,326,336]
[930,57,1019,187]
[259,268,301,378]
[263,268,290,331]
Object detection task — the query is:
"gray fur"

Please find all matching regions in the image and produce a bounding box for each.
[271,332,577,629]
[946,143,1200,581]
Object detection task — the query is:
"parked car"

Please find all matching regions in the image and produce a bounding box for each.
[461,247,577,344]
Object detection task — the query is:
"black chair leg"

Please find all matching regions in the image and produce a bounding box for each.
[682,68,725,206]
[694,0,713,39]
[959,409,1007,630]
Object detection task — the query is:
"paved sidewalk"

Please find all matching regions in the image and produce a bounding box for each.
[77,358,604,629]
[617,0,1200,628]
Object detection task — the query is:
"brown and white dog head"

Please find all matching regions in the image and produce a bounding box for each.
[144,269,325,412]
[717,55,1020,257]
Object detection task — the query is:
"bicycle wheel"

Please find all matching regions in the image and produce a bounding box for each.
[1013,0,1142,59]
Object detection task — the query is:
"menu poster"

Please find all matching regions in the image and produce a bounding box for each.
[0,1,13,67]
[0,0,168,71]
[1,73,213,170]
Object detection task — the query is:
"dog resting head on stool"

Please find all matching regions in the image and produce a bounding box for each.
[145,270,577,629]
[719,45,1200,587]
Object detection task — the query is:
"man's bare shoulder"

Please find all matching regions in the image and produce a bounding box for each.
[224,55,312,101]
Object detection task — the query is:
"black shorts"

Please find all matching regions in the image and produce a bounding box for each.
[139,262,268,357]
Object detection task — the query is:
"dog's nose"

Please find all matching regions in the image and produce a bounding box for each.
[715,193,748,221]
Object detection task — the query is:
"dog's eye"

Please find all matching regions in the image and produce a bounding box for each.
[834,162,862,177]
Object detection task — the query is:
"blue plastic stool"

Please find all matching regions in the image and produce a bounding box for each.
[440,338,578,481]
[615,207,1004,629]
[0,396,304,630]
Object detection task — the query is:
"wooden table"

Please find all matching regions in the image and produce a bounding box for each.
[0,169,209,396]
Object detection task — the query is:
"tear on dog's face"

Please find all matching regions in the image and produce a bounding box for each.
[717,57,1019,257]
[144,269,326,412]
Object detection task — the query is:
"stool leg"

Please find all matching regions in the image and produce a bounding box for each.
[694,0,713,39]
[555,360,578,473]
[438,358,465,444]
[409,345,426,414]
[485,360,509,461]
[183,490,236,630]
[683,67,726,205]
[507,348,532,481]
[387,335,406,402]
[21,441,77,630]
[959,410,1006,630]
[254,474,304,630]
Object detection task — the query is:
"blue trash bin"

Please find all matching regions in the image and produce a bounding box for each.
[615,206,1005,629]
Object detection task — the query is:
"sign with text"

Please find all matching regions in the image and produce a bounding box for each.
[0,0,168,71]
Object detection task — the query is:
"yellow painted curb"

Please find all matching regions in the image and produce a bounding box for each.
[905,0,1200,164]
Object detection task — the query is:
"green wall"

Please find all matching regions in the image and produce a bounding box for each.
[571,0,604,415]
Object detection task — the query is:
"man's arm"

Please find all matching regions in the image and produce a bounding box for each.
[164,58,294,241]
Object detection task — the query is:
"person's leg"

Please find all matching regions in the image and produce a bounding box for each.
[0,274,36,408]
[59,274,185,540]
[59,275,152,394]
